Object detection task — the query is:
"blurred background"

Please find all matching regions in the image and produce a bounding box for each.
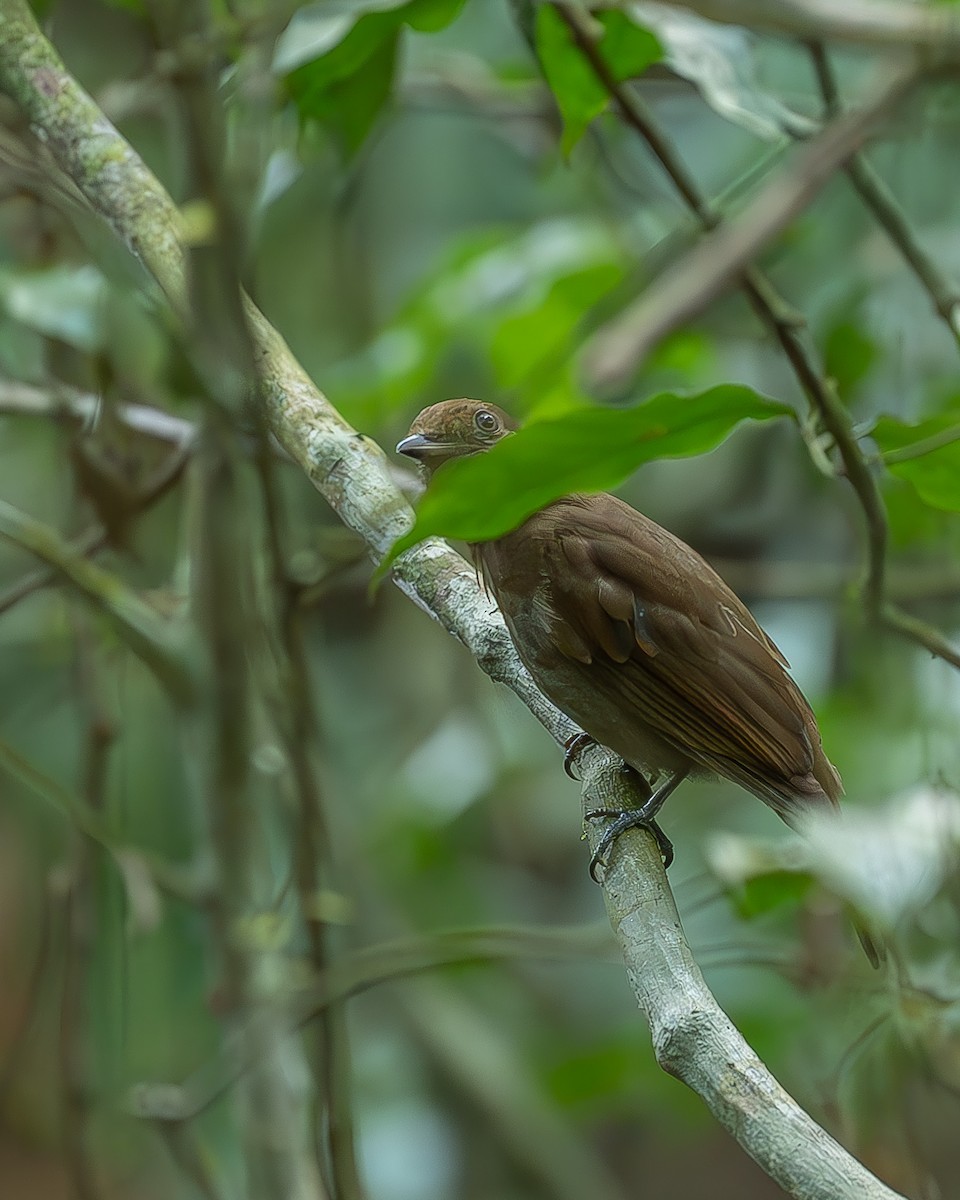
[1,1,959,1198]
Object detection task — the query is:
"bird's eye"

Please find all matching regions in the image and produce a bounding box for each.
[474,409,499,435]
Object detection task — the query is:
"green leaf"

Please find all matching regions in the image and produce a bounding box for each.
[732,871,813,920]
[704,832,814,919]
[289,31,399,154]
[284,11,399,153]
[404,0,466,31]
[490,262,622,388]
[536,7,662,155]
[873,413,960,512]
[281,0,465,153]
[388,385,791,562]
[0,264,108,352]
[275,1,416,73]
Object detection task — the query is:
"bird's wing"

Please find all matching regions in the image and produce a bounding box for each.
[537,494,837,801]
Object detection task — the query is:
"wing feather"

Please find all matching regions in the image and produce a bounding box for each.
[539,494,837,799]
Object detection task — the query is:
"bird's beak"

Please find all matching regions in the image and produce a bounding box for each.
[396,433,457,460]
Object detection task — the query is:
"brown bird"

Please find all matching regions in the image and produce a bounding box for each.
[397,398,843,878]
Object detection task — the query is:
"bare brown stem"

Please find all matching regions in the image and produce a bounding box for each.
[59,606,116,1200]
[808,43,960,349]
[0,875,53,1104]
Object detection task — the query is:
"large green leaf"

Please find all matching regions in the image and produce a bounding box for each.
[873,413,960,512]
[536,7,662,154]
[389,385,792,562]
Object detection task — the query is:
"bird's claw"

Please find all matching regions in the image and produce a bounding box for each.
[563,732,597,779]
[585,809,674,882]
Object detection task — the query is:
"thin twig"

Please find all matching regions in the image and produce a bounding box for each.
[651,0,960,54]
[0,737,204,901]
[0,526,105,616]
[59,605,115,1200]
[881,604,960,671]
[0,499,194,697]
[808,43,960,350]
[0,379,197,444]
[881,423,960,465]
[0,377,297,463]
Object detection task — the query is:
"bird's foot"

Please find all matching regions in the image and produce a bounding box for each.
[563,732,597,779]
[585,767,687,881]
[586,810,674,881]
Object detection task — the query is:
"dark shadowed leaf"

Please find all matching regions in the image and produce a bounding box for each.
[281,0,465,152]
[288,31,399,154]
[389,385,792,563]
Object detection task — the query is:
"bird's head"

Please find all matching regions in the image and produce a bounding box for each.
[396,399,517,474]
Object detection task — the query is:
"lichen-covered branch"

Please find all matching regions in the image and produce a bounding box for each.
[575,742,905,1200]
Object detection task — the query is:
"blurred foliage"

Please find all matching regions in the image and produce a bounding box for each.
[0,2,959,1200]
